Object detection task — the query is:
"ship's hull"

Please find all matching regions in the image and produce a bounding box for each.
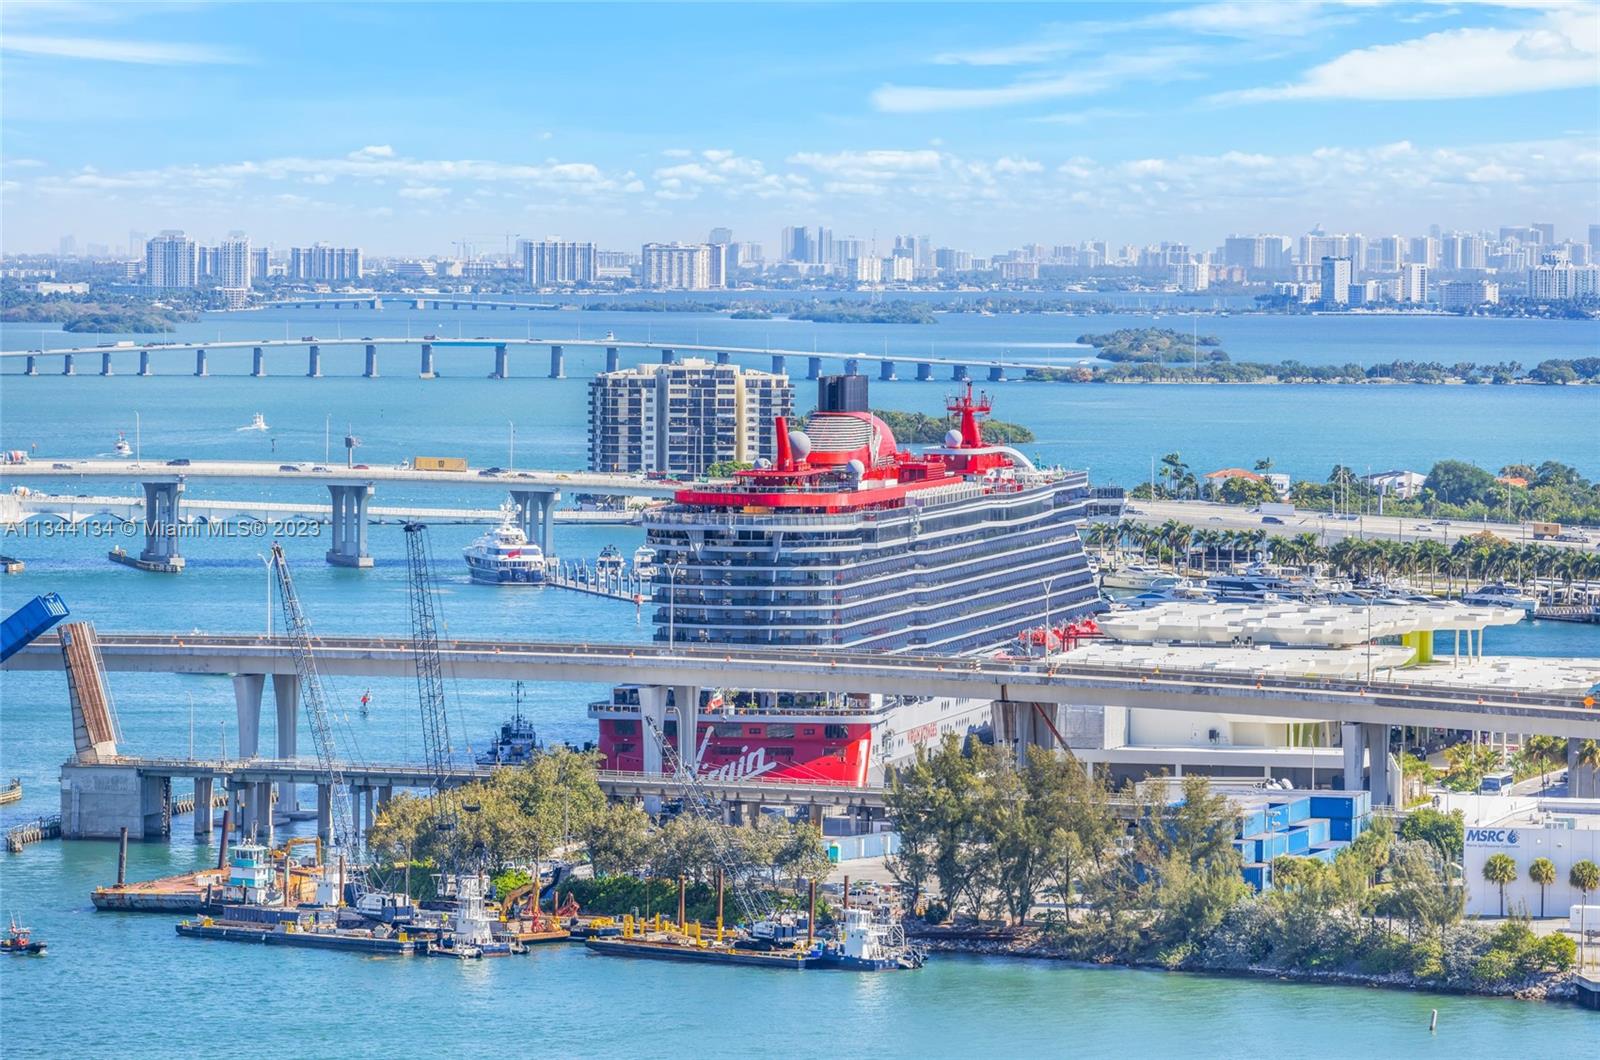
[465,562,545,585]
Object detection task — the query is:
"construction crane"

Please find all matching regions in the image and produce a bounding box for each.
[269,543,357,858]
[640,713,777,932]
[401,522,453,781]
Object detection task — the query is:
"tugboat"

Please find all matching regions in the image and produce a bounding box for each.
[463,505,546,585]
[2,916,46,955]
[816,907,924,971]
[477,682,541,766]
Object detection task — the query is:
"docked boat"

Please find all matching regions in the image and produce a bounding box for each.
[0,777,20,805]
[113,433,132,458]
[477,682,541,766]
[631,545,658,579]
[595,544,625,578]
[816,907,924,971]
[593,376,1101,784]
[463,506,546,585]
[1204,563,1322,603]
[2,916,46,956]
[237,412,269,432]
[1461,583,1538,611]
[1100,561,1179,592]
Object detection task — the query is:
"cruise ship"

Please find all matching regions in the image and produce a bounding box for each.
[590,375,1101,783]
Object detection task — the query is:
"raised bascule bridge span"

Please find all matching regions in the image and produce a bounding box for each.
[8,632,1597,843]
[3,333,1070,383]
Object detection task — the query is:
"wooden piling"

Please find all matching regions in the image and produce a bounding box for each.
[116,826,128,887]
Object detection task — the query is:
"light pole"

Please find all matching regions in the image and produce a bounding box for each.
[257,552,273,636]
[508,420,516,471]
[665,561,685,649]
[1043,574,1064,655]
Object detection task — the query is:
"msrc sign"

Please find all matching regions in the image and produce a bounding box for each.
[1466,827,1520,847]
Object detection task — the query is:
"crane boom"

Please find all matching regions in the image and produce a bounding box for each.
[401,522,453,781]
[641,713,775,928]
[269,543,356,856]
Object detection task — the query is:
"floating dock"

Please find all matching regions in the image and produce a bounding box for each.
[585,936,817,969]
[176,917,418,955]
[93,866,320,913]
[108,546,184,574]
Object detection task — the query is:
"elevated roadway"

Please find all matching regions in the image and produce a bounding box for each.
[0,492,639,527]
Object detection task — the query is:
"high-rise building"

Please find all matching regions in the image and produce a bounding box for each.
[1223,235,1288,270]
[641,242,712,289]
[520,239,596,286]
[888,255,914,282]
[708,227,733,245]
[127,230,147,260]
[288,244,363,281]
[1588,224,1600,253]
[1173,261,1210,292]
[1441,233,1486,271]
[1375,236,1404,273]
[1527,262,1600,300]
[935,247,973,273]
[58,235,77,259]
[1408,237,1439,270]
[780,225,811,263]
[1399,263,1429,303]
[250,247,270,284]
[849,256,882,284]
[707,242,735,289]
[218,232,251,290]
[145,230,198,288]
[1533,223,1556,246]
[1319,257,1352,305]
[587,359,794,477]
[1438,280,1499,311]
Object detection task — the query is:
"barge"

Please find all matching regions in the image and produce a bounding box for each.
[585,935,817,969]
[176,916,418,955]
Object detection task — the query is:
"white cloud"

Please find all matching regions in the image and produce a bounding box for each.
[1217,8,1599,102]
[1150,1,1350,38]
[398,186,450,200]
[349,145,395,159]
[1,34,242,65]
[872,48,1202,113]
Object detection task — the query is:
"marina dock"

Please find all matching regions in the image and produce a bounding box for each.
[585,936,817,969]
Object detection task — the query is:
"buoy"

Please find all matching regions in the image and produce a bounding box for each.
[1429,1009,1437,1033]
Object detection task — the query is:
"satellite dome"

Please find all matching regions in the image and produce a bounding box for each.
[788,430,812,459]
[754,458,771,469]
[847,458,866,478]
[944,429,962,448]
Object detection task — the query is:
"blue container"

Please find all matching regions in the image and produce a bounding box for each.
[1327,814,1371,842]
[1243,832,1292,862]
[1282,797,1311,825]
[1310,792,1370,819]
[1285,826,1311,855]
[1238,809,1267,838]
[1242,863,1271,892]
[1307,843,1341,863]
[1304,818,1331,846]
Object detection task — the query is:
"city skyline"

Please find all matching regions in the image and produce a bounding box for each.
[2,1,1597,253]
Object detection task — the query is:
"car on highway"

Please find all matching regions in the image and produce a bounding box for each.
[352,464,370,470]
[1262,516,1284,525]
[166,458,191,467]
[478,467,504,476]
[311,465,331,472]
[51,462,72,470]
[278,464,300,472]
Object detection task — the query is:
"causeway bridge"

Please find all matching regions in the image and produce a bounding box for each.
[3,334,1069,383]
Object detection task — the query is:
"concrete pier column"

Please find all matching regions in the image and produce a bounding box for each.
[917,362,933,381]
[540,494,556,557]
[363,344,379,378]
[24,355,37,375]
[988,365,1005,382]
[420,343,435,379]
[251,347,266,377]
[509,488,559,556]
[138,479,185,570]
[1569,738,1600,798]
[605,346,620,373]
[1340,723,1364,793]
[492,344,509,379]
[307,344,322,378]
[364,787,376,839]
[378,785,393,816]
[638,685,670,813]
[62,353,75,376]
[674,685,701,775]
[101,352,114,376]
[370,297,382,311]
[1363,723,1395,807]
[257,781,275,843]
[236,781,256,839]
[194,349,208,377]
[844,358,859,376]
[325,483,374,567]
[879,359,896,381]
[951,364,968,381]
[193,775,214,836]
[770,354,785,376]
[660,349,676,365]
[351,784,365,838]
[716,351,730,365]
[233,673,266,759]
[549,344,565,379]
[138,350,151,376]
[316,784,332,846]
[807,356,822,380]
[272,674,300,812]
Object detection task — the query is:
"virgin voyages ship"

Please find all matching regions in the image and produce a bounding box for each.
[591,375,1101,785]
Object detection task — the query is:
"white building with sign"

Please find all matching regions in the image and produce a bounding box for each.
[1442,793,1600,919]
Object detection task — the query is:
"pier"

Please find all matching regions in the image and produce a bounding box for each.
[544,559,649,603]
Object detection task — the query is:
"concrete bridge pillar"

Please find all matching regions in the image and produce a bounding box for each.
[674,685,701,775]
[770,354,785,376]
[351,783,365,839]
[951,364,969,381]
[325,483,374,567]
[363,344,379,378]
[25,355,37,375]
[138,479,185,570]
[1363,723,1395,808]
[233,673,265,759]
[917,362,933,381]
[307,344,322,378]
[493,344,509,379]
[251,347,266,377]
[605,346,620,373]
[879,359,896,381]
[1569,738,1600,798]
[549,344,565,379]
[193,775,214,837]
[316,784,332,847]
[256,781,275,844]
[844,358,859,376]
[62,353,75,376]
[660,348,676,365]
[637,685,670,813]
[138,350,152,376]
[194,349,208,377]
[508,488,558,557]
[100,352,114,376]
[413,298,425,310]
[420,343,435,379]
[716,351,730,365]
[992,700,1061,764]
[807,356,822,380]
[273,674,300,812]
[370,297,382,311]
[988,365,1005,382]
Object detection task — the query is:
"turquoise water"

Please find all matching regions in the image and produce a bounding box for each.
[2,308,1597,1050]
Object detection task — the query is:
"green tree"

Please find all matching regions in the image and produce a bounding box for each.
[1398,807,1465,862]
[1482,853,1517,917]
[1571,859,1600,969]
[585,801,654,877]
[1527,857,1557,918]
[1423,459,1496,506]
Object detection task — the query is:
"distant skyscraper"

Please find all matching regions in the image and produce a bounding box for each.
[641,242,712,289]
[708,227,733,245]
[1375,236,1404,273]
[289,244,363,281]
[57,235,76,259]
[1533,223,1556,245]
[128,230,147,259]
[1588,224,1600,252]
[1408,237,1439,270]
[145,230,198,288]
[1527,262,1600,300]
[219,232,251,289]
[251,247,270,283]
[1319,257,1352,305]
[780,225,810,263]
[520,239,596,286]
[1400,263,1429,303]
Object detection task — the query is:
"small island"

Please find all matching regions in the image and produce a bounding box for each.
[868,409,1035,445]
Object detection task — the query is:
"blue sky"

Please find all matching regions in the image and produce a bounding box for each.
[2,1,1596,255]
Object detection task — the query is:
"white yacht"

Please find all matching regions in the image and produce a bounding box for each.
[113,433,132,458]
[463,507,545,585]
[1461,583,1538,611]
[237,413,269,432]
[595,544,625,577]
[631,545,657,579]
[1100,561,1179,592]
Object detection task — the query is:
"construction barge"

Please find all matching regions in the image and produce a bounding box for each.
[585,934,817,969]
[176,916,419,955]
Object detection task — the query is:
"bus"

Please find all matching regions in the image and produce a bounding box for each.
[1479,770,1516,794]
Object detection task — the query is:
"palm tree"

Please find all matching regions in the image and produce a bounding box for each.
[1523,735,1564,789]
[1528,857,1557,918]
[1483,854,1517,917]
[1580,738,1600,777]
[1571,860,1600,970]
